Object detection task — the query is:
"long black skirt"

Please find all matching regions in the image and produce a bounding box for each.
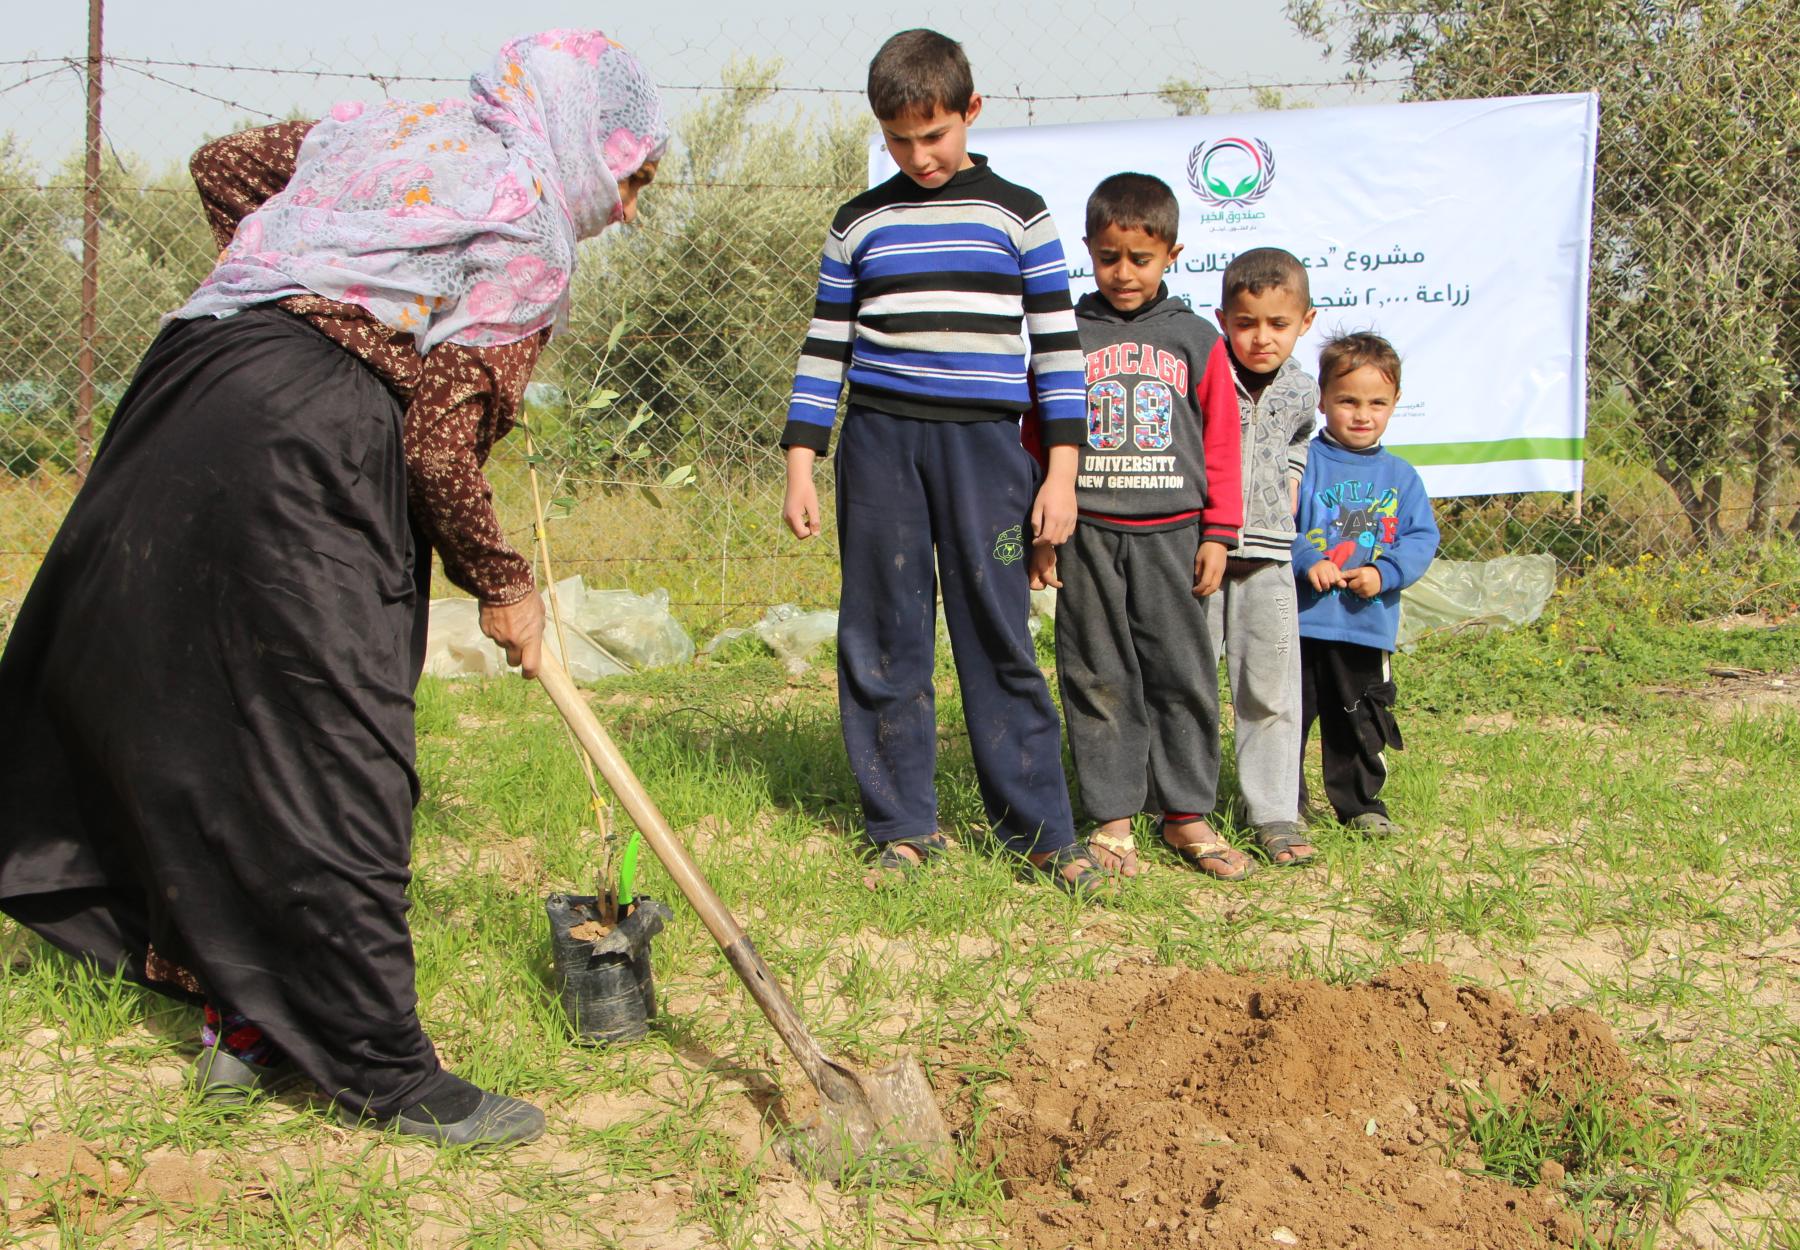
[0,307,452,1116]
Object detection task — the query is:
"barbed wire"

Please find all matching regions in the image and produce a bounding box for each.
[0,65,80,98]
[0,181,844,192]
[2,53,1403,102]
[105,61,283,121]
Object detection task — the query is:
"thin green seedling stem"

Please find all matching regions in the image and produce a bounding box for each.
[619,830,643,904]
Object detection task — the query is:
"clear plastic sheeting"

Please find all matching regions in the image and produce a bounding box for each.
[567,581,696,670]
[754,603,838,673]
[422,555,1553,681]
[422,577,694,681]
[421,598,527,680]
[701,603,838,675]
[1397,554,1557,649]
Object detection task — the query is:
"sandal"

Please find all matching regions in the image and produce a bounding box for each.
[863,832,952,888]
[1085,824,1139,876]
[1254,821,1317,867]
[1157,817,1258,882]
[1029,840,1114,897]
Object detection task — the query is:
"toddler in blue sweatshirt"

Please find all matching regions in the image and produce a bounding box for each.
[1291,333,1439,834]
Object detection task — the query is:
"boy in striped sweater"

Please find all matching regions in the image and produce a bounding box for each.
[779,29,1106,894]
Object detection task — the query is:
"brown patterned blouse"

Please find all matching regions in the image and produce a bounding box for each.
[188,121,537,606]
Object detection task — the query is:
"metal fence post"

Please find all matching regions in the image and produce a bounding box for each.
[75,0,104,480]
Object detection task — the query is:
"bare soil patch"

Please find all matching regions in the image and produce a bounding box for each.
[1649,669,1800,719]
[0,1133,224,1234]
[1459,710,1626,739]
[979,961,1642,1250]
[1693,611,1791,631]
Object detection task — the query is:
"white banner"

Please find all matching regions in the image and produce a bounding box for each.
[870,93,1599,496]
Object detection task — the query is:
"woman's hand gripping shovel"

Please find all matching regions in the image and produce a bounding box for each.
[536,654,954,1181]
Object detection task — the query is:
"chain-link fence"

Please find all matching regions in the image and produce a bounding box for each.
[3,5,1796,635]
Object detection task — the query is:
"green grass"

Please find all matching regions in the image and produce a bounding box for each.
[2,543,1798,1246]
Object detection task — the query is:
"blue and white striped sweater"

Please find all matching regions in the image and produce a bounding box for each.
[780,158,1085,452]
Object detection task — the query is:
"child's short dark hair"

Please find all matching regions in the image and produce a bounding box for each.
[1085,173,1180,246]
[1221,247,1310,307]
[1319,332,1403,389]
[867,29,974,121]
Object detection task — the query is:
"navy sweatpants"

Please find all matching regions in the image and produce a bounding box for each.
[834,407,1075,856]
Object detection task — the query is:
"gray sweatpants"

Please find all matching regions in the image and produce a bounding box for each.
[1204,558,1302,827]
[1056,524,1221,821]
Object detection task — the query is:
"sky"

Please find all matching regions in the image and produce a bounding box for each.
[2,1,1377,172]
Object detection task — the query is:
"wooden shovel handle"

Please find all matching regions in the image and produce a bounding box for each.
[535,655,858,1102]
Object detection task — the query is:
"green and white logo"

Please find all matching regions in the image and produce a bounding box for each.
[992,524,1025,566]
[1187,137,1277,208]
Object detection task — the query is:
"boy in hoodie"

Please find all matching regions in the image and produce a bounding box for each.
[1292,332,1439,833]
[1206,247,1321,867]
[1028,173,1250,879]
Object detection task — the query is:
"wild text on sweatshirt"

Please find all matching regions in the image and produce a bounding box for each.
[1291,434,1440,651]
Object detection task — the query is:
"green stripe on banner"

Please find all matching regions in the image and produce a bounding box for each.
[1386,437,1586,467]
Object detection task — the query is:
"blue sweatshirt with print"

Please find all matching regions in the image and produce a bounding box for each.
[1291,434,1439,651]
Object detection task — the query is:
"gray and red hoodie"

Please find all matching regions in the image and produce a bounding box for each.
[1028,285,1242,545]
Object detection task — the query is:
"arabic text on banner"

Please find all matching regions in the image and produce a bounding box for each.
[870,93,1599,497]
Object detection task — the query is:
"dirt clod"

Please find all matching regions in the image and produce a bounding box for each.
[136,1151,224,1205]
[984,962,1641,1250]
[0,1135,232,1229]
[0,1133,113,1221]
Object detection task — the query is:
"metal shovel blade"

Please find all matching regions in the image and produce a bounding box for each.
[784,1052,954,1182]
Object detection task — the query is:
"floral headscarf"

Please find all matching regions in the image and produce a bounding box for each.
[171,30,669,350]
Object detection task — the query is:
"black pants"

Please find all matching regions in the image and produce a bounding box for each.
[833,407,1074,856]
[0,309,451,1118]
[1298,637,1401,819]
[1056,524,1220,821]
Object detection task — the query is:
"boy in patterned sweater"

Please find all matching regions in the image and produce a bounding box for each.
[779,29,1106,894]
[1204,248,1321,867]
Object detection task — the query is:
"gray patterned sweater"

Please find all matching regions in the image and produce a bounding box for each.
[1230,354,1320,561]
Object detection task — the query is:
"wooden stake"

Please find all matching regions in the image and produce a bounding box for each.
[522,424,612,916]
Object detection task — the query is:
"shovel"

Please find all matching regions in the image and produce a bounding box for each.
[536,654,953,1179]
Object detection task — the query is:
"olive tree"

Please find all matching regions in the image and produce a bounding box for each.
[545,60,869,477]
[1289,0,1800,541]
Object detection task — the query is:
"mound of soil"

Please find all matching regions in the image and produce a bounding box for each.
[983,962,1640,1250]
